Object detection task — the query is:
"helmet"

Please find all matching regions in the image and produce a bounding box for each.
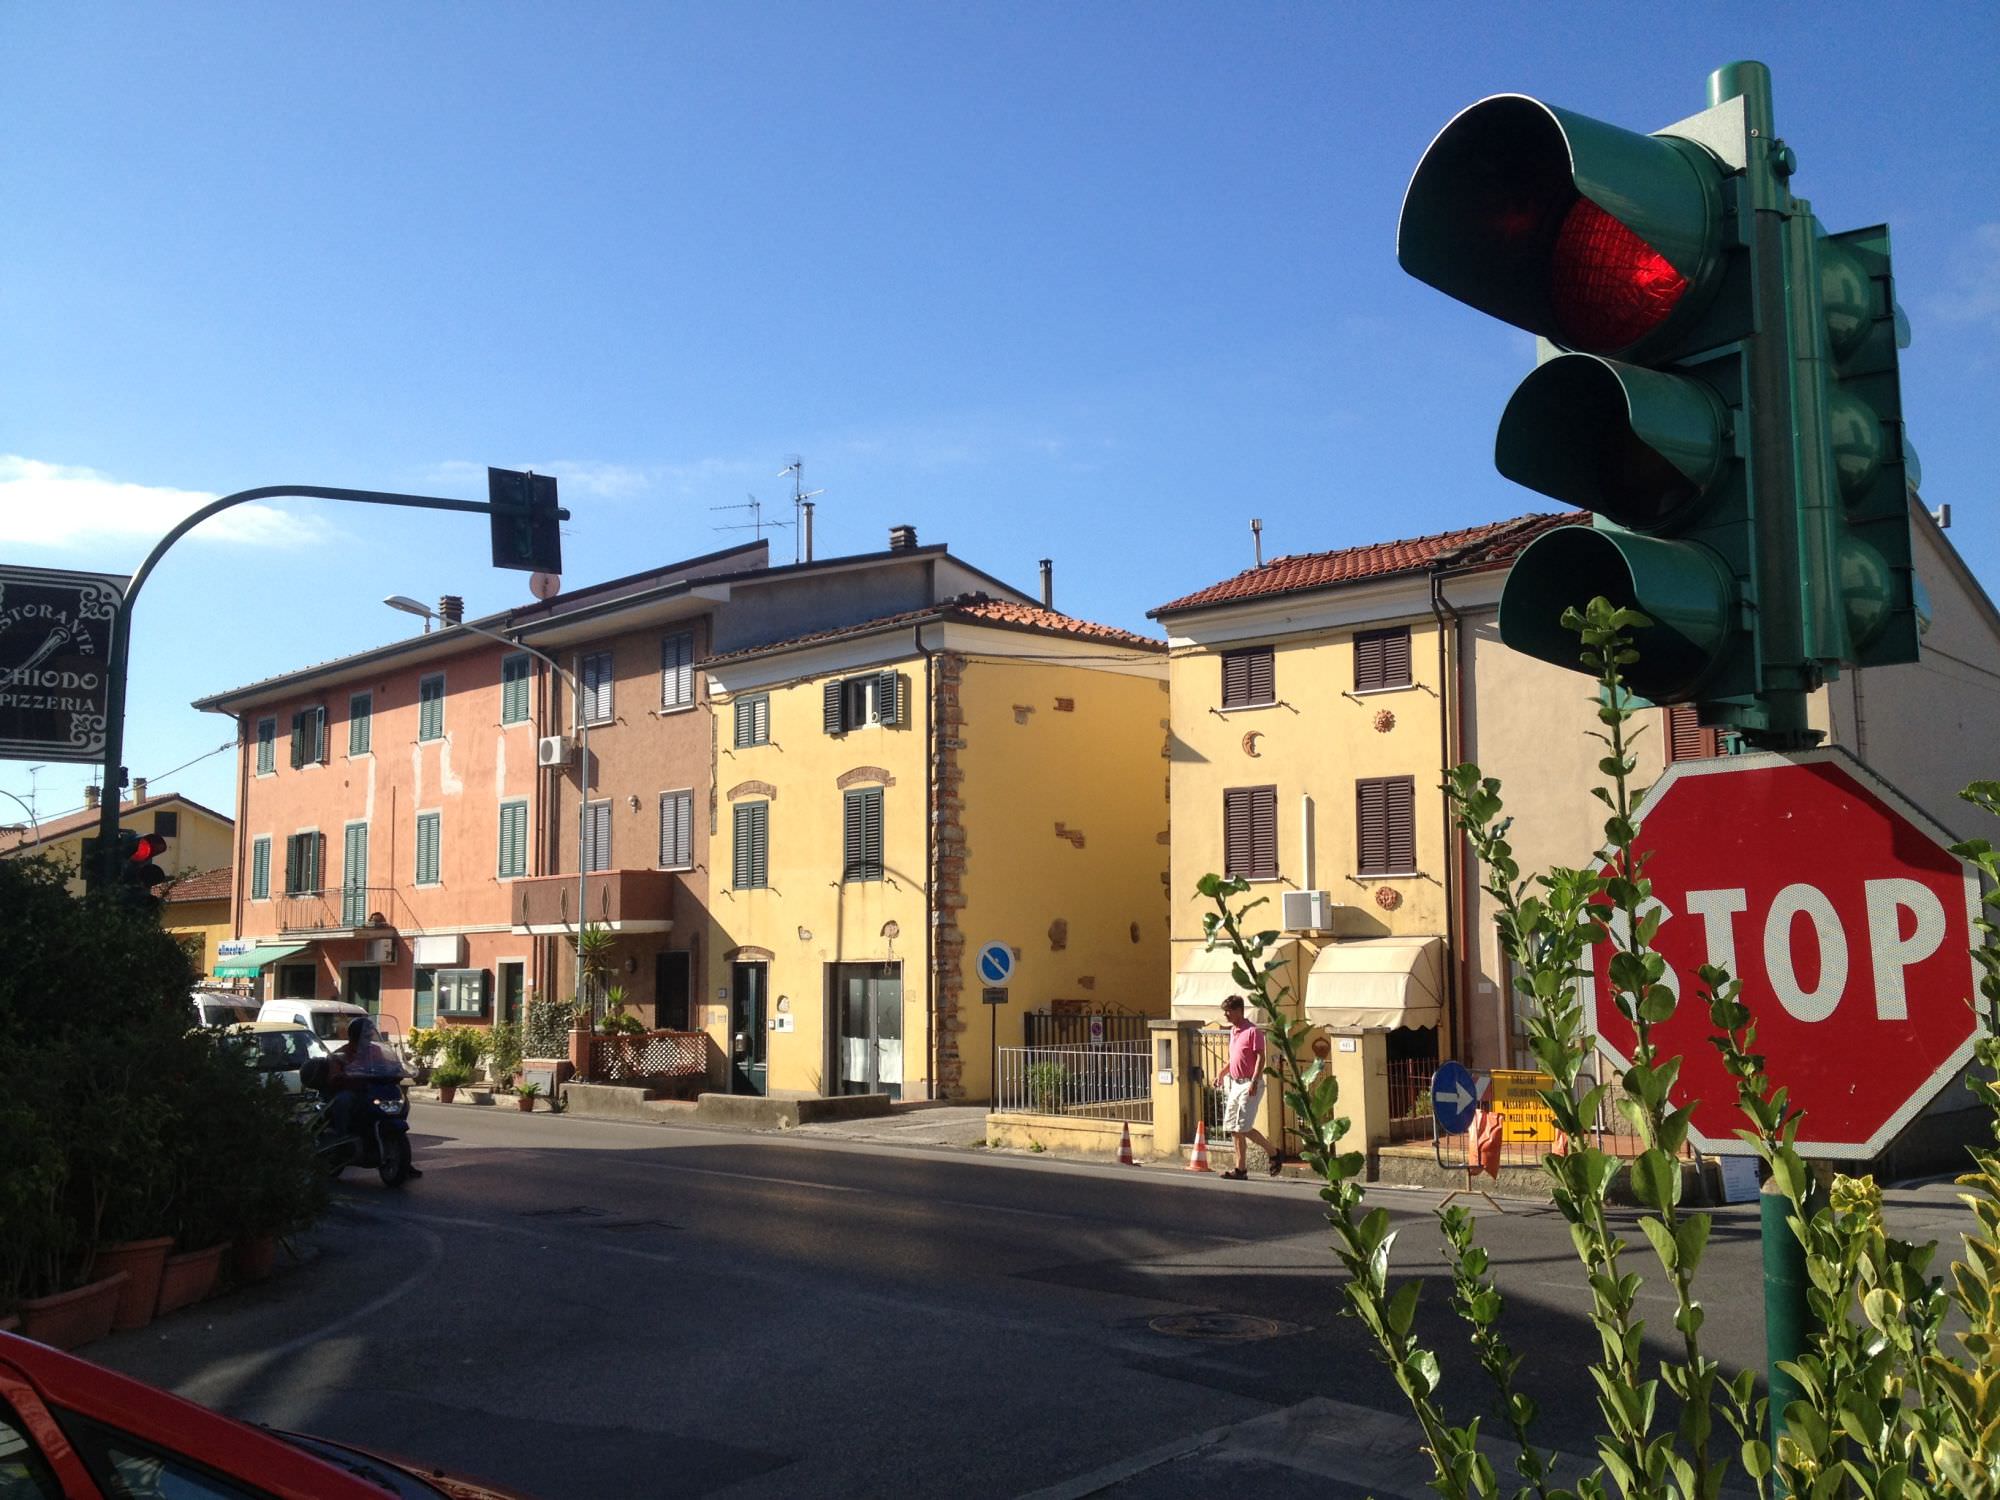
[347,1016,377,1044]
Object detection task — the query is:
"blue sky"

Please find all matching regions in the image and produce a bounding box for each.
[5,2,1996,827]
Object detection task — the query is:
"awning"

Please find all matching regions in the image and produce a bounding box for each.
[1170,943,1295,1022]
[212,943,308,978]
[1305,936,1445,1031]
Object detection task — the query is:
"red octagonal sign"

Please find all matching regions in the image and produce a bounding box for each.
[1590,748,1982,1159]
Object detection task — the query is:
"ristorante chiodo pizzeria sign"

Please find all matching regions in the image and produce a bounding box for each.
[0,564,129,763]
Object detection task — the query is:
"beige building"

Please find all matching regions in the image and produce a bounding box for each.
[0,782,234,897]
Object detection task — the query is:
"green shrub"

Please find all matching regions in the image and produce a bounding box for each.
[525,999,574,1058]
[439,1026,488,1073]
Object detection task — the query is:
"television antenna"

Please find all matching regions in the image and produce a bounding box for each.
[711,494,793,545]
[779,457,825,563]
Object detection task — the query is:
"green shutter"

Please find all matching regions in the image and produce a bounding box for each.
[251,837,270,900]
[289,712,306,769]
[733,802,768,888]
[823,680,844,735]
[416,812,441,884]
[414,968,436,1028]
[877,671,901,727]
[257,719,275,774]
[499,801,527,878]
[419,676,444,741]
[502,655,531,724]
[349,694,371,755]
[342,823,369,924]
[843,787,883,881]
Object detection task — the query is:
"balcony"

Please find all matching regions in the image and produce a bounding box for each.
[277,885,402,939]
[511,868,679,936]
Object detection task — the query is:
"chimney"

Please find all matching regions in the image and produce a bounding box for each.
[131,777,147,804]
[1039,558,1053,609]
[84,785,100,810]
[888,524,917,553]
[1251,518,1264,567]
[802,500,815,562]
[438,594,465,627]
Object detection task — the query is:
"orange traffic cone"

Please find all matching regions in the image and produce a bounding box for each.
[1117,1121,1136,1166]
[1187,1120,1213,1173]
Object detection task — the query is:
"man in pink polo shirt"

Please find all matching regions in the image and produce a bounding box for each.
[1217,994,1286,1180]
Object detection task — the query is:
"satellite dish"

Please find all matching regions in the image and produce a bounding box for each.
[529,572,561,601]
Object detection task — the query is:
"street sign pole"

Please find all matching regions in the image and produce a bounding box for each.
[90,479,569,890]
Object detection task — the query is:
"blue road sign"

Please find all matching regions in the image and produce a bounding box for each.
[1432,1061,1480,1135]
[976,942,1014,986]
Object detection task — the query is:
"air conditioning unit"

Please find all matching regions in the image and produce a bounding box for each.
[1282,889,1337,932]
[365,937,395,964]
[537,734,575,768]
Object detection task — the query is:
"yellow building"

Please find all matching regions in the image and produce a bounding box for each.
[701,594,1168,1102]
[1155,502,2000,1165]
[0,782,234,899]
[158,865,234,980]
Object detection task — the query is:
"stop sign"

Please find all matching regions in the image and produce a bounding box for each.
[1589,748,1981,1159]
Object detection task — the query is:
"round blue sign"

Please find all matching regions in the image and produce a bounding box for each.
[976,942,1014,985]
[1431,1061,1479,1135]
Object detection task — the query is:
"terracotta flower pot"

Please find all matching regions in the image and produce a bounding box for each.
[439,1085,458,1104]
[17,1271,129,1351]
[155,1244,227,1316]
[517,1095,535,1112]
[92,1236,175,1331]
[233,1233,278,1284]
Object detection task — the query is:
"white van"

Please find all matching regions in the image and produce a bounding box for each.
[256,998,402,1058]
[193,991,261,1028]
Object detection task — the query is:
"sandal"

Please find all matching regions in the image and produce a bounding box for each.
[1267,1152,1287,1177]
[1219,1167,1249,1180]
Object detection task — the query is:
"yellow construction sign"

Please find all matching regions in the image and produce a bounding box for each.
[1488,1069,1558,1143]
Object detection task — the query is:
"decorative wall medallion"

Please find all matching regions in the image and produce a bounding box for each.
[1241,730,1262,757]
[1374,886,1402,911]
[880,921,900,940]
[1372,709,1396,734]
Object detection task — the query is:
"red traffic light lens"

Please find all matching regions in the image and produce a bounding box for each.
[1551,197,1688,353]
[129,833,168,861]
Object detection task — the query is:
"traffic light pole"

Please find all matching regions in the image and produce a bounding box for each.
[92,484,570,890]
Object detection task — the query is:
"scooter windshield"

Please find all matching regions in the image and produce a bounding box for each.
[343,1041,407,1079]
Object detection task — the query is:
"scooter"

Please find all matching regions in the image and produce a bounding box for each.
[302,1060,414,1188]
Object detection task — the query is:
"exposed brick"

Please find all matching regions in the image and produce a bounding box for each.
[1012,704,1035,725]
[836,765,895,789]
[1077,976,1095,991]
[1053,697,1075,712]
[1155,829,1171,845]
[726,779,778,801]
[1054,822,1085,849]
[1047,919,1068,952]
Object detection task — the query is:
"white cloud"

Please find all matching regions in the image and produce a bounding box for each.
[417,456,773,505]
[0,456,329,550]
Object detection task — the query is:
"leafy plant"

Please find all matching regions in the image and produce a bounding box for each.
[431,1063,472,1091]
[439,1026,488,1073]
[1026,1061,1070,1113]
[487,1021,523,1083]
[516,1080,542,1100]
[574,924,617,1021]
[525,998,576,1058]
[407,1027,445,1067]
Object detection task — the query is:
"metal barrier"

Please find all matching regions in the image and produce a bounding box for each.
[1428,1059,1644,1172]
[995,1046,1152,1122]
[1191,1027,1236,1138]
[1020,1011,1151,1051]
[588,1029,712,1087]
[1385,1056,1439,1143]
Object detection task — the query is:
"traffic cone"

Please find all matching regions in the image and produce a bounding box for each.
[1186,1120,1212,1173]
[1117,1121,1136,1166]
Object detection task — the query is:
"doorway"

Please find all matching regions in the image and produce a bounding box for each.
[729,961,767,1095]
[276,963,316,1000]
[656,951,692,1032]
[497,961,525,1026]
[831,962,903,1101]
[342,964,382,1016]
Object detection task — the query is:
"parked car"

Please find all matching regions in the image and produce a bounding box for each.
[222,1020,328,1093]
[256,998,406,1061]
[191,990,260,1028]
[0,1329,532,1497]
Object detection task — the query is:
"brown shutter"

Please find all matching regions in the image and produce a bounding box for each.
[1354,627,1412,692]
[1385,777,1416,871]
[1357,780,1388,874]
[1222,652,1249,707]
[1223,788,1250,876]
[1250,786,1277,879]
[1664,705,1718,762]
[1248,649,1273,704]
[1354,633,1384,692]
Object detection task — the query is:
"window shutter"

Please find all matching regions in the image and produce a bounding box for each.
[1386,778,1415,871]
[344,823,367,886]
[864,789,882,879]
[661,633,694,709]
[844,791,864,881]
[1354,633,1384,692]
[251,837,270,900]
[257,718,276,774]
[877,670,901,727]
[1249,650,1273,704]
[1357,777,1415,875]
[1357,780,1389,875]
[823,680,845,736]
[1222,652,1248,707]
[283,834,300,894]
[1664,705,1717,762]
[1250,786,1277,879]
[314,706,329,762]
[1223,789,1251,878]
[502,656,531,724]
[311,832,326,892]
[734,802,768,888]
[1355,628,1412,692]
[289,712,305,769]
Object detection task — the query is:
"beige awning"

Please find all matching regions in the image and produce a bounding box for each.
[1171,942,1293,1023]
[1305,936,1445,1031]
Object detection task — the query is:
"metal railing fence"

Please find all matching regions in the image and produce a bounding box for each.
[1020,1011,1151,1051]
[995,1045,1152,1122]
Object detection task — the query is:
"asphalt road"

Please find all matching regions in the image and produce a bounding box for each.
[82,1104,1974,1499]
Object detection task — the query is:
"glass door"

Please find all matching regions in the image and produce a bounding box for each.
[833,963,903,1101]
[729,962,767,1095]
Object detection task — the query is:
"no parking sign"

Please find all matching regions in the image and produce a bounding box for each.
[976,942,1015,986]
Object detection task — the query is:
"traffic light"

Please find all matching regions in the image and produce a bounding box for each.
[1398,62,1920,747]
[115,829,169,912]
[488,467,563,574]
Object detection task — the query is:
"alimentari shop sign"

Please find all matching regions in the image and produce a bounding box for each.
[0,564,128,762]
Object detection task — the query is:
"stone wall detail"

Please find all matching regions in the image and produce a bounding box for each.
[836,766,895,789]
[727,779,777,801]
[930,652,969,1100]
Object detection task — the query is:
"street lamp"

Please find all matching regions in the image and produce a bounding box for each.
[382,596,594,1019]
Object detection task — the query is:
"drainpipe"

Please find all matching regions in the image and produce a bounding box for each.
[1428,567,1467,1063]
[914,623,937,1100]
[231,712,249,945]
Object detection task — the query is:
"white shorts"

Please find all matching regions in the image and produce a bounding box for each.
[1221,1074,1263,1133]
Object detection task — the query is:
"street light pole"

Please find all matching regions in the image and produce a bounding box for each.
[382,598,591,1020]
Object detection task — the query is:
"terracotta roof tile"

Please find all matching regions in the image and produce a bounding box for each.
[161,866,233,903]
[0,791,233,854]
[1149,512,1582,616]
[705,593,1163,667]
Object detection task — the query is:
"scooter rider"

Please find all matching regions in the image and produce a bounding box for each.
[327,1017,421,1178]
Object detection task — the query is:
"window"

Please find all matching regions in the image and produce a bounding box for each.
[732,801,769,889]
[0,1398,63,1497]
[51,1408,262,1500]
[498,799,528,878]
[341,822,369,926]
[413,968,436,1028]
[1357,775,1417,876]
[255,717,276,775]
[734,694,770,748]
[288,706,327,768]
[250,836,271,900]
[1221,647,1275,708]
[348,691,372,755]
[415,811,442,886]
[661,630,695,710]
[1354,626,1413,692]
[1664,704,1719,762]
[843,787,884,883]
[152,809,179,838]
[659,789,693,869]
[582,799,611,873]
[1223,786,1278,881]
[282,831,325,895]
[418,674,445,741]
[501,653,532,725]
[436,968,489,1018]
[822,671,903,734]
[581,651,614,724]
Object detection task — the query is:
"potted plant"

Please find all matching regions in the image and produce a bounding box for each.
[487,1021,523,1088]
[432,1063,471,1103]
[407,1027,444,1084]
[516,1080,542,1113]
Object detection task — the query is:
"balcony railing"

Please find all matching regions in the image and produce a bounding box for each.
[277,885,401,937]
[510,868,681,934]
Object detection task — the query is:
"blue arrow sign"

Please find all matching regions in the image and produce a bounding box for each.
[976,942,1014,986]
[1432,1060,1480,1135]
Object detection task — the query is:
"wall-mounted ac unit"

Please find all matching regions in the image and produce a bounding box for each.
[365,936,395,964]
[537,734,575,768]
[1282,889,1337,932]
